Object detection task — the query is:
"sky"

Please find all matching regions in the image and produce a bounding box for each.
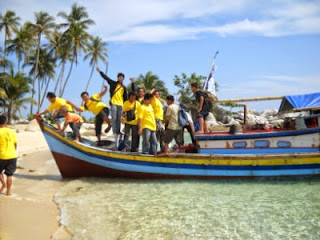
[1,0,320,115]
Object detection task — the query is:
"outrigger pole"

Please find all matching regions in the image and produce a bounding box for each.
[216,95,284,103]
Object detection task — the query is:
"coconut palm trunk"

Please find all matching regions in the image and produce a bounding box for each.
[84,62,95,92]
[60,59,74,97]
[54,62,65,94]
[30,34,41,114]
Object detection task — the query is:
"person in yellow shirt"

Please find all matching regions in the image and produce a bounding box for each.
[122,92,141,152]
[67,86,111,145]
[136,87,145,104]
[96,67,135,147]
[56,107,84,142]
[0,115,17,196]
[150,89,165,152]
[36,92,73,130]
[138,93,157,155]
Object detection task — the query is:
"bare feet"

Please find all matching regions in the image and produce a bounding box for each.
[195,130,204,134]
[6,191,11,196]
[0,185,6,194]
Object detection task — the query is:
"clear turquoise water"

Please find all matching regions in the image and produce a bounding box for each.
[54,178,320,239]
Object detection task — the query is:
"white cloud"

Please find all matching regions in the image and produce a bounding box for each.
[1,0,320,43]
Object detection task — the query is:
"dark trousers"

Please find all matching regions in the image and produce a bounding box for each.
[124,123,139,152]
[182,124,197,145]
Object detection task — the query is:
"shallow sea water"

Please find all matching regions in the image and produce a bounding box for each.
[54,178,320,240]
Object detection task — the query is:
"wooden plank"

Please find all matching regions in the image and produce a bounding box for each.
[217,96,284,103]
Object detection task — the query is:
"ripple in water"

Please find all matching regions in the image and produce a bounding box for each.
[54,179,320,240]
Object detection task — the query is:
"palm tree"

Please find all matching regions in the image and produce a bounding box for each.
[6,25,34,72]
[57,3,94,97]
[47,29,72,95]
[83,36,108,92]
[58,3,95,33]
[0,47,13,70]
[27,47,56,112]
[135,71,169,98]
[0,10,20,73]
[0,68,35,124]
[26,11,55,114]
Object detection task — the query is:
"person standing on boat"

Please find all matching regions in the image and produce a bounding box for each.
[0,115,17,196]
[191,82,211,134]
[150,89,165,152]
[56,106,84,142]
[179,103,197,146]
[164,95,183,154]
[122,92,141,152]
[138,93,157,155]
[67,86,112,145]
[96,67,135,146]
[36,92,73,130]
[136,87,145,104]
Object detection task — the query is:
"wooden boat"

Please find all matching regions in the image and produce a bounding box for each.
[37,92,320,179]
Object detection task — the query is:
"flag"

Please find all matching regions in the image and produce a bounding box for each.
[203,61,217,96]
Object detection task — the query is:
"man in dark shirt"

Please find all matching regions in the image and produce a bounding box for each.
[191,82,211,134]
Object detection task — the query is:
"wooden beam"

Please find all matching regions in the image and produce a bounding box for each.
[217,96,284,103]
[293,106,320,112]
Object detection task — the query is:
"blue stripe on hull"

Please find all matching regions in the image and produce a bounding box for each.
[196,128,320,140]
[44,132,320,177]
[200,148,319,155]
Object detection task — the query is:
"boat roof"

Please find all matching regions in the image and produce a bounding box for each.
[279,92,320,112]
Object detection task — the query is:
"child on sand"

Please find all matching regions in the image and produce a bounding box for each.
[56,107,83,142]
[0,115,17,196]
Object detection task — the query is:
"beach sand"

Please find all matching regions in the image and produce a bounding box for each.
[0,122,71,240]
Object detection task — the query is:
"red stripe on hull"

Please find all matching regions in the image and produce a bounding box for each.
[51,152,317,179]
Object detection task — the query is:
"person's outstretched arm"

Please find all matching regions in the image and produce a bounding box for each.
[66,100,83,112]
[96,66,114,85]
[99,85,108,98]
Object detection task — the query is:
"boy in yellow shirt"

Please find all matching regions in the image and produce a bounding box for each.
[0,115,17,196]
[67,86,111,145]
[138,93,157,155]
[56,107,83,142]
[36,92,73,130]
[122,92,141,152]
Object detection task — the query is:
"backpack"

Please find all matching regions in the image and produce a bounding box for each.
[84,97,101,110]
[202,90,217,102]
[178,107,189,127]
[198,90,216,108]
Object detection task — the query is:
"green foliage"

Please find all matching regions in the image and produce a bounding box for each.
[134,71,169,98]
[173,72,206,113]
[220,102,244,115]
[0,68,36,124]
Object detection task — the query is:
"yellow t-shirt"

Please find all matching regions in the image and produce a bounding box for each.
[138,97,144,104]
[47,97,73,112]
[123,100,141,125]
[151,96,163,120]
[111,84,124,106]
[80,94,108,115]
[65,112,84,124]
[138,104,156,131]
[0,128,17,160]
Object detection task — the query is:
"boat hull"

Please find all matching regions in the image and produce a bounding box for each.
[41,124,320,179]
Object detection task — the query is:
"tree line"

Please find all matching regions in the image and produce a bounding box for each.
[0,3,210,124]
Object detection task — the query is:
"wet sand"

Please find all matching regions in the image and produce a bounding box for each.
[0,123,71,240]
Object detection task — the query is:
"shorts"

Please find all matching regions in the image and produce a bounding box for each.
[97,108,110,119]
[0,158,17,176]
[69,122,82,138]
[164,129,183,146]
[196,111,209,120]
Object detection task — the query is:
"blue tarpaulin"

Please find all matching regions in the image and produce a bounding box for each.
[279,92,320,112]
